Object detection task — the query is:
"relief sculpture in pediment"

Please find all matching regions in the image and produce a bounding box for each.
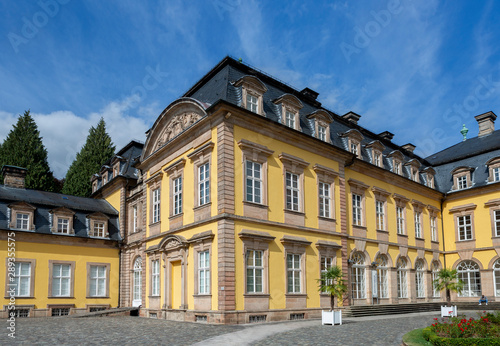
[155,112,201,151]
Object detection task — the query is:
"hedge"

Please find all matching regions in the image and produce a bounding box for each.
[423,327,500,346]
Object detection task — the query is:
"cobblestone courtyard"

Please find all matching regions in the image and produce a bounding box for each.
[1,311,468,345]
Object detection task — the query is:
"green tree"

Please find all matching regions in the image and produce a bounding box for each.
[433,268,464,304]
[62,118,115,197]
[318,265,348,311]
[0,110,55,191]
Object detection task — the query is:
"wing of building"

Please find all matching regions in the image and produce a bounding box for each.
[2,57,499,322]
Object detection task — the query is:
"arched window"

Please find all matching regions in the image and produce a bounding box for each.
[432,261,440,297]
[351,252,366,299]
[133,257,142,307]
[415,259,425,298]
[375,254,389,298]
[457,260,481,297]
[397,257,408,298]
[493,259,500,297]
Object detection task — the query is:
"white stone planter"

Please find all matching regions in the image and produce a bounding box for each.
[441,305,457,317]
[322,310,342,325]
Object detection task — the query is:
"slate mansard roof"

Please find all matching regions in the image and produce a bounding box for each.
[0,185,120,241]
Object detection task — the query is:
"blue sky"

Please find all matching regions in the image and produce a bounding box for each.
[1,0,499,178]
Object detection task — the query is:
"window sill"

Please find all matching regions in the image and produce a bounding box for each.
[243,201,268,209]
[397,234,408,238]
[5,296,35,299]
[193,294,212,297]
[284,209,304,216]
[431,240,439,244]
[456,239,475,243]
[169,213,184,220]
[285,293,307,297]
[149,221,161,227]
[415,237,425,241]
[194,202,211,211]
[48,296,75,299]
[376,229,388,233]
[244,293,270,297]
[352,225,367,230]
[148,295,161,298]
[86,296,109,299]
[318,216,336,222]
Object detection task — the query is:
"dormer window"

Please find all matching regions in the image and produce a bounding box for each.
[87,212,109,238]
[273,94,303,131]
[423,167,436,188]
[486,157,500,182]
[404,159,421,183]
[17,213,29,230]
[9,202,36,231]
[50,207,75,235]
[366,140,385,168]
[451,166,474,191]
[388,151,404,176]
[341,129,364,159]
[318,125,327,141]
[235,75,267,116]
[306,110,332,143]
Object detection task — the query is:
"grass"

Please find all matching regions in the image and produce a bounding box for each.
[402,328,433,346]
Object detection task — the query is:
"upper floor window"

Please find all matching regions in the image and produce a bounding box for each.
[486,157,500,182]
[405,159,421,183]
[199,162,210,206]
[319,182,331,218]
[388,151,404,175]
[307,110,332,143]
[57,218,70,234]
[274,94,303,131]
[342,129,363,159]
[13,262,31,297]
[423,167,436,188]
[188,142,214,210]
[350,142,359,156]
[318,125,327,141]
[164,157,185,218]
[17,213,30,230]
[87,212,109,238]
[458,215,472,241]
[52,263,71,297]
[376,200,385,230]
[51,207,75,235]
[9,202,36,231]
[397,206,405,235]
[431,216,438,241]
[415,211,422,238]
[285,110,295,129]
[246,161,262,204]
[366,140,385,168]
[152,188,161,223]
[280,153,309,216]
[286,172,300,212]
[314,164,338,223]
[449,203,476,243]
[93,221,105,237]
[89,264,107,297]
[236,75,267,116]
[173,176,183,215]
[352,194,362,226]
[133,205,138,233]
[451,166,474,191]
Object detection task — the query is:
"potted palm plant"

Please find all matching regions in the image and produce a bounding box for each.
[433,268,464,317]
[318,265,347,325]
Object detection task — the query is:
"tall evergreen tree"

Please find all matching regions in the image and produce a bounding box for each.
[63,118,115,197]
[0,110,55,191]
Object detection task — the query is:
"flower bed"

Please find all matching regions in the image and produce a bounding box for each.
[423,311,500,345]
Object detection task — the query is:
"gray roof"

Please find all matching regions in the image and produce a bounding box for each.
[0,185,118,215]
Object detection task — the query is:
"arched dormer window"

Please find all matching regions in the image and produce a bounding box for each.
[404,159,421,183]
[451,166,475,191]
[273,94,303,131]
[387,151,404,175]
[341,129,364,159]
[486,157,500,183]
[235,75,267,116]
[365,140,385,168]
[422,167,436,188]
[306,110,332,142]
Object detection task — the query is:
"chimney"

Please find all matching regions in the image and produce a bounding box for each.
[342,111,361,125]
[2,165,27,188]
[402,143,416,154]
[378,131,394,141]
[475,111,496,137]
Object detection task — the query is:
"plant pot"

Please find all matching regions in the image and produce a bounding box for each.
[441,305,457,317]
[322,310,342,325]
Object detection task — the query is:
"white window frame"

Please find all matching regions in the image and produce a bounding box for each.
[493,259,500,297]
[173,176,182,215]
[246,250,264,293]
[318,125,327,141]
[352,194,363,226]
[93,221,105,238]
[151,259,160,297]
[198,162,210,206]
[318,182,331,218]
[13,262,31,297]
[152,188,160,223]
[457,175,467,190]
[414,211,422,238]
[397,206,405,235]
[351,252,366,299]
[246,160,262,204]
[287,253,302,294]
[458,215,473,241]
[56,217,70,234]
[495,210,500,237]
[415,260,425,298]
[16,212,30,230]
[198,250,210,295]
[52,263,71,297]
[246,93,258,113]
[375,255,388,298]
[494,167,500,182]
[286,172,300,212]
[285,110,295,129]
[457,260,481,297]
[133,258,142,303]
[432,262,440,297]
[133,205,138,233]
[397,257,408,298]
[430,216,438,241]
[376,200,385,230]
[89,265,107,297]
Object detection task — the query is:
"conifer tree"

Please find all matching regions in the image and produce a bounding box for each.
[62,118,115,197]
[0,110,55,191]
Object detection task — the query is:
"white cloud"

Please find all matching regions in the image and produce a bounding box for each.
[0,99,151,179]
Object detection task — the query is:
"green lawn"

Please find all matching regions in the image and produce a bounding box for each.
[402,328,433,346]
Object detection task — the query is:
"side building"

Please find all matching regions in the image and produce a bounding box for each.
[0,166,120,318]
[91,57,500,324]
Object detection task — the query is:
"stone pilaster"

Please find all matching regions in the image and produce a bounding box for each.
[217,119,235,214]
[217,219,236,313]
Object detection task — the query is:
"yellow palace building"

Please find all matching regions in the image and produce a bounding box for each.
[2,57,499,322]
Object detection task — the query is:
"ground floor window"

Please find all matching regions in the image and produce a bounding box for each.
[415,259,425,298]
[397,257,408,298]
[457,260,481,297]
[432,261,440,297]
[494,259,500,297]
[375,254,389,298]
[351,252,366,299]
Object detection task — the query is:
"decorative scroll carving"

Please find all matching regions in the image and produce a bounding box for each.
[155,112,201,150]
[164,239,181,249]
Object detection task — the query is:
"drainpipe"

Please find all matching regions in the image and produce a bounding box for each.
[440,195,447,269]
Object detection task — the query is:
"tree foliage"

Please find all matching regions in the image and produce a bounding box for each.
[0,110,55,191]
[62,118,115,197]
[433,268,464,304]
[318,265,348,311]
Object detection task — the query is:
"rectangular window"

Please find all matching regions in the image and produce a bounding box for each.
[151,260,160,296]
[286,172,300,211]
[285,111,295,129]
[246,161,262,204]
[320,257,333,291]
[13,262,31,296]
[458,215,473,241]
[57,218,69,234]
[350,143,358,156]
[318,125,327,141]
[397,207,405,235]
[373,153,380,167]
[287,254,301,293]
[457,175,467,189]
[415,212,422,238]
[494,167,500,182]
[52,264,71,297]
[198,163,210,206]
[246,250,263,293]
[394,161,401,175]
[318,182,331,218]
[89,265,106,297]
[416,271,425,298]
[496,210,500,237]
[173,176,182,215]
[152,188,160,223]
[246,94,258,113]
[431,217,438,241]
[198,251,210,294]
[133,205,138,233]
[352,194,362,226]
[93,222,105,237]
[432,270,440,297]
[376,200,385,230]
[16,213,29,230]
[397,270,408,298]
